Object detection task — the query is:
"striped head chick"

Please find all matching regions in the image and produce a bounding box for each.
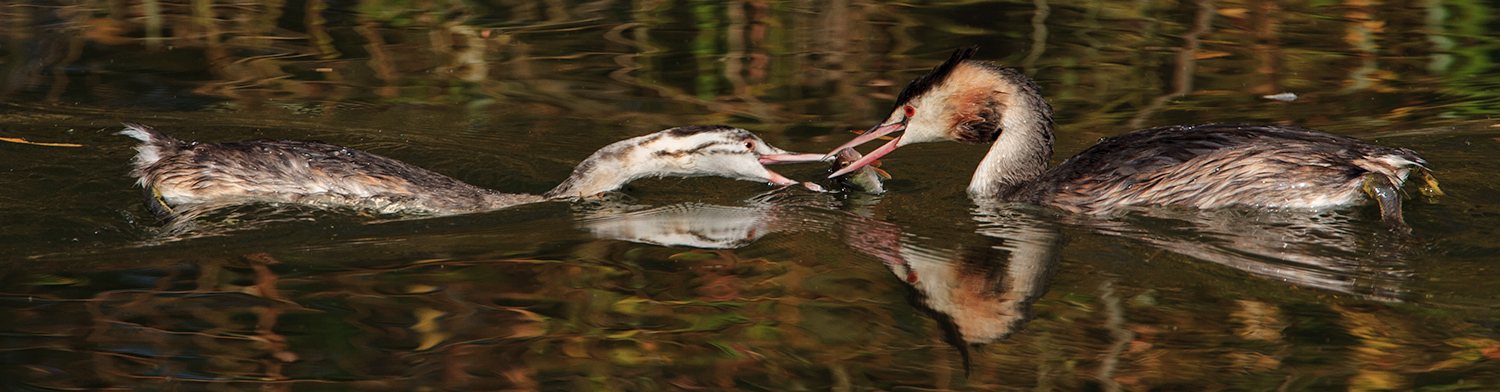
[543,125,825,199]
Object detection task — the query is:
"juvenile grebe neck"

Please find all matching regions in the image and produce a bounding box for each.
[122,123,823,217]
[829,48,1439,229]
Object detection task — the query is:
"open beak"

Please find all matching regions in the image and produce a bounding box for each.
[763,169,799,186]
[763,169,826,191]
[827,120,907,178]
[753,152,829,188]
[758,153,828,166]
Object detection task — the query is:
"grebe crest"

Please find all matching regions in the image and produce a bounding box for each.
[121,122,824,218]
[829,48,1438,230]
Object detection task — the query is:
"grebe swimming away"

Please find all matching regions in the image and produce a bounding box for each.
[829,48,1440,229]
[122,122,825,217]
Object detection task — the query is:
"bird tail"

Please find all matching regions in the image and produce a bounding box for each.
[118,122,187,220]
[118,122,184,168]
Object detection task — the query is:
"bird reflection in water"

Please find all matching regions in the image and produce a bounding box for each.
[884,205,1061,370]
[577,182,1420,365]
[573,186,839,249]
[576,187,1064,355]
[1072,206,1413,302]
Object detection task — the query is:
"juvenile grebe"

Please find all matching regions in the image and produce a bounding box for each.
[122,122,825,217]
[829,48,1440,229]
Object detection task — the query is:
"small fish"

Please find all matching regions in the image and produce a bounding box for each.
[1261,92,1297,102]
[829,147,890,194]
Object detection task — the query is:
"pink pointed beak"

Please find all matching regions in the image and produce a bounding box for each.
[827,121,907,178]
[758,153,828,166]
[764,169,799,186]
[763,169,825,191]
[757,153,825,189]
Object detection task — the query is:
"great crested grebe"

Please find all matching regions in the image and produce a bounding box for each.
[829,48,1440,229]
[121,122,825,217]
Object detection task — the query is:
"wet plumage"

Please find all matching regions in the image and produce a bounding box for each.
[830,48,1438,229]
[1013,123,1427,214]
[122,122,823,217]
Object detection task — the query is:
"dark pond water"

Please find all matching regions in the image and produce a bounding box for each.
[5,0,1500,390]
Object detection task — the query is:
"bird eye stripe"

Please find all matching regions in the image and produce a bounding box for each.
[652,141,758,158]
[684,141,731,154]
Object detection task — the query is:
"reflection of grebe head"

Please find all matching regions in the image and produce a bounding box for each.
[893,212,1061,346]
[898,245,1030,344]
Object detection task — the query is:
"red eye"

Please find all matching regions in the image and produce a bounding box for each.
[744,140,755,150]
[903,106,915,117]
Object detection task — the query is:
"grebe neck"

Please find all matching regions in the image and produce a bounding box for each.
[543,142,654,198]
[968,93,1054,198]
[542,167,639,199]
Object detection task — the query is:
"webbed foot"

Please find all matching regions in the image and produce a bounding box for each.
[142,186,176,221]
[1362,174,1410,234]
[1417,169,1444,197]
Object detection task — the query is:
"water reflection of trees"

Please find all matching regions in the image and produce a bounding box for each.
[6,191,1495,390]
[5,0,1498,136]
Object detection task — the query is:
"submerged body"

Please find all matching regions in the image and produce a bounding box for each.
[830,48,1437,228]
[1009,123,1427,215]
[122,124,542,215]
[122,122,823,217]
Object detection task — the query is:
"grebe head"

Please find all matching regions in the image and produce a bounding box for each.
[828,47,1053,181]
[544,125,825,199]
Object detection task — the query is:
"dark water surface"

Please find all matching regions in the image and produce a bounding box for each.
[5,0,1500,390]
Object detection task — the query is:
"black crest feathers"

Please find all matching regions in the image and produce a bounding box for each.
[893,47,979,110]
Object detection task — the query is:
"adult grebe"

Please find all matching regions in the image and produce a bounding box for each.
[829,48,1440,229]
[122,122,825,217]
